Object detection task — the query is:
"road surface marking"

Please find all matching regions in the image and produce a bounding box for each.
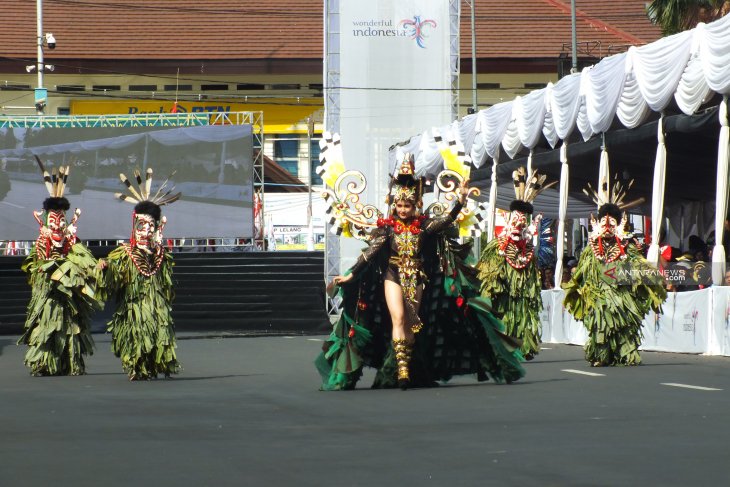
[540,347,552,350]
[561,369,605,377]
[0,201,24,208]
[307,338,324,342]
[661,383,722,391]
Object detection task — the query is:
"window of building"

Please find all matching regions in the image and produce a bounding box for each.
[56,85,85,92]
[237,83,265,90]
[523,82,548,89]
[0,84,30,91]
[201,84,228,91]
[269,84,301,90]
[164,84,192,91]
[92,85,121,92]
[129,84,157,91]
[57,107,70,115]
[477,82,501,90]
[273,136,300,178]
[310,139,322,186]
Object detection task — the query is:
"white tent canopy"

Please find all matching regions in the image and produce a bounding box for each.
[392,13,729,169]
[389,13,730,285]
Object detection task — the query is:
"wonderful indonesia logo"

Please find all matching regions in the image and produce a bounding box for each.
[352,15,438,48]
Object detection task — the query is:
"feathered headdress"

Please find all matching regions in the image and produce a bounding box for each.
[583,174,644,221]
[510,167,556,214]
[115,168,181,221]
[35,155,70,210]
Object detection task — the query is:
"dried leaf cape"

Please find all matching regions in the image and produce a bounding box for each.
[562,176,666,366]
[314,133,525,390]
[477,167,555,359]
[98,168,181,380]
[19,159,101,376]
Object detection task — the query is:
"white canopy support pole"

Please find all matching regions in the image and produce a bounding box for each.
[527,149,533,175]
[554,142,569,288]
[646,114,666,266]
[486,154,499,242]
[598,133,609,205]
[712,96,729,285]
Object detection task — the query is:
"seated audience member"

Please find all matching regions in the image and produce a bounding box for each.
[541,267,555,290]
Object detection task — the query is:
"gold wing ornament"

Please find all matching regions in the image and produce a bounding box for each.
[431,128,481,237]
[317,132,383,240]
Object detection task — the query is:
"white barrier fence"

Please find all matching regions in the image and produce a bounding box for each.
[539,288,730,356]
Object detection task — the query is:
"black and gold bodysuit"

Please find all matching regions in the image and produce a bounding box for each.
[349,202,463,332]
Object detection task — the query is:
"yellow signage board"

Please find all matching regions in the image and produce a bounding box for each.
[69,99,322,134]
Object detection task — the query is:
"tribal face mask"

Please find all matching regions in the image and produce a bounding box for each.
[132,213,159,249]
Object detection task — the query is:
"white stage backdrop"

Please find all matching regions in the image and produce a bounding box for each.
[541,288,730,356]
[328,0,457,270]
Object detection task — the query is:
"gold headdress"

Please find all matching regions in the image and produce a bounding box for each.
[388,154,422,207]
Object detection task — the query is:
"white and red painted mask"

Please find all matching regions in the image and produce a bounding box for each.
[597,214,618,239]
[46,210,68,248]
[132,213,157,249]
[504,210,530,242]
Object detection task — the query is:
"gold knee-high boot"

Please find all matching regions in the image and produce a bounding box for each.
[393,339,412,390]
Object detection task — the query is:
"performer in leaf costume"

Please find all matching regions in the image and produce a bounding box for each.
[315,132,524,390]
[98,169,181,380]
[563,174,666,366]
[19,157,101,376]
[477,167,555,360]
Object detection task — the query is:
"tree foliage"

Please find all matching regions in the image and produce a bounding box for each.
[648,0,730,35]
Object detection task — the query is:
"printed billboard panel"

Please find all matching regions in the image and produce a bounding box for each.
[0,125,254,240]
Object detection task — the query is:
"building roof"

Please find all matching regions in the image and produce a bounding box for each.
[0,0,661,64]
[472,0,662,59]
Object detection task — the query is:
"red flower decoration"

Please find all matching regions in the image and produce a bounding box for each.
[348,327,355,338]
[456,296,465,308]
[357,300,368,310]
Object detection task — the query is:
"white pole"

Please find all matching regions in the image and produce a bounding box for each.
[306,117,315,251]
[570,0,578,73]
[554,142,569,289]
[712,96,729,285]
[646,115,666,266]
[486,155,499,242]
[470,0,477,112]
[36,0,44,115]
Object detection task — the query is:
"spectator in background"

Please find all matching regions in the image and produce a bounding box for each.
[688,235,708,262]
[541,267,555,290]
[724,269,730,286]
[564,257,578,284]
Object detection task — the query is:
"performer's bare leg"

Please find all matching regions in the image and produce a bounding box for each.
[385,279,406,340]
[385,280,423,389]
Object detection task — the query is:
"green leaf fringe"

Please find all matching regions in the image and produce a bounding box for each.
[562,245,667,365]
[477,238,543,357]
[18,243,101,376]
[99,246,180,379]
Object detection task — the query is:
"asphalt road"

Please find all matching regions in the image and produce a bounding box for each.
[1,334,729,487]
